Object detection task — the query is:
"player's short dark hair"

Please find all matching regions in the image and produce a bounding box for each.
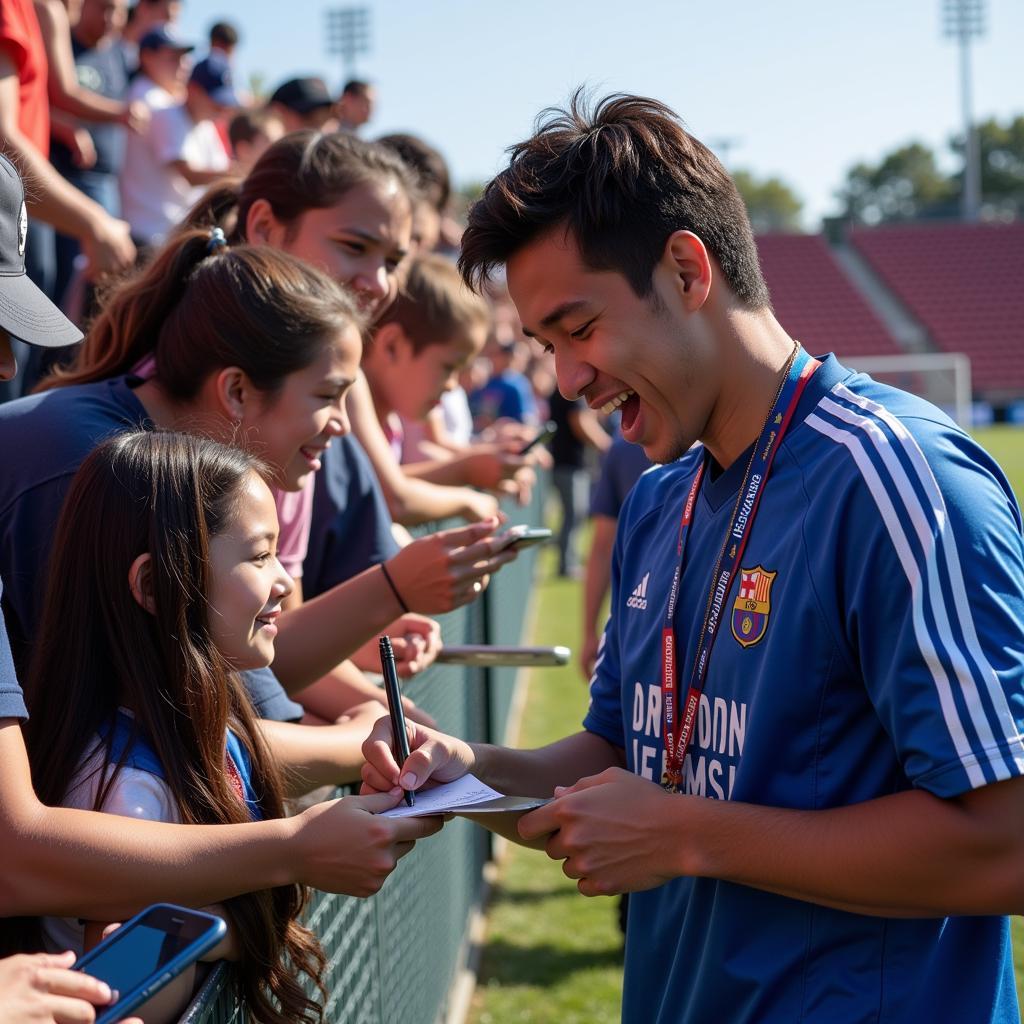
[341,79,371,98]
[459,89,769,309]
[209,21,239,47]
[377,133,450,212]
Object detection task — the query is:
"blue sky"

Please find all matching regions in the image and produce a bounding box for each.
[177,0,1024,228]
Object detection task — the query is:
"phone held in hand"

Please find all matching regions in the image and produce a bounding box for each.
[517,420,557,455]
[493,525,552,552]
[72,903,226,1024]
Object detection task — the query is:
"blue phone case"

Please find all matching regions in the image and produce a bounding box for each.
[72,902,227,1024]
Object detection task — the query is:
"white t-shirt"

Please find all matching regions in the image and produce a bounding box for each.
[41,733,179,955]
[120,101,229,244]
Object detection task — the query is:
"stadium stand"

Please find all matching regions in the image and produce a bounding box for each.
[756,233,900,359]
[849,223,1024,398]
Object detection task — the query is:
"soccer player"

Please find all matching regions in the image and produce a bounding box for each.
[361,92,1024,1022]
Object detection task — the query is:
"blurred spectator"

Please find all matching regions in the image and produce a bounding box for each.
[268,75,336,132]
[580,432,651,678]
[207,18,237,60]
[0,0,134,401]
[120,52,236,245]
[117,0,180,73]
[470,338,539,430]
[48,0,141,304]
[336,77,374,133]
[126,22,191,109]
[377,131,451,253]
[547,383,610,577]
[228,106,283,174]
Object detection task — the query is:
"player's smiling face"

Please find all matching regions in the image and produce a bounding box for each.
[507,227,720,464]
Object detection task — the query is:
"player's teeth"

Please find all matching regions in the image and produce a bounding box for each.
[600,390,634,414]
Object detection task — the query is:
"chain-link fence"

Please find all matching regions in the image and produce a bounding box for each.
[182,484,545,1024]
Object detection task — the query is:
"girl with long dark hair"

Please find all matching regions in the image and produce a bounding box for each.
[28,431,324,1024]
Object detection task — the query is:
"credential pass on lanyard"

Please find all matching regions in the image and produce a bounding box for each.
[661,345,819,791]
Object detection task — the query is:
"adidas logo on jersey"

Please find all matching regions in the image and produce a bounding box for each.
[626,571,650,610]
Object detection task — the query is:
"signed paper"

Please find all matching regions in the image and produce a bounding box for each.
[379,774,548,819]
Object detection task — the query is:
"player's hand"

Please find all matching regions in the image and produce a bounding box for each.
[292,791,444,897]
[518,767,685,896]
[360,715,475,795]
[68,129,97,170]
[351,614,441,678]
[384,517,518,614]
[0,950,143,1023]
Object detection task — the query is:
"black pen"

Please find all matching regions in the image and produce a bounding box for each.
[379,635,414,807]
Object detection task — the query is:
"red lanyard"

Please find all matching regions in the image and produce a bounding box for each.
[661,346,819,791]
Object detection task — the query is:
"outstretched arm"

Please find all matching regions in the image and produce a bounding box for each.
[0,720,439,917]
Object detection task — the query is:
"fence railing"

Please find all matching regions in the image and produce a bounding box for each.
[182,484,546,1024]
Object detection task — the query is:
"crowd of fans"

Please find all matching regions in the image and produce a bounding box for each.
[0,1,628,1021]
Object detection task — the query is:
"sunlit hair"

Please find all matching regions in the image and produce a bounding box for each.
[373,253,489,354]
[22,431,326,1024]
[459,88,770,309]
[38,233,364,397]
[183,129,416,244]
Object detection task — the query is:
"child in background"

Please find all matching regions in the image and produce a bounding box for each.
[363,254,535,498]
[229,108,283,175]
[27,431,326,1024]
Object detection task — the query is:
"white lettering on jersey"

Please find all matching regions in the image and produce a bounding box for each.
[626,571,650,610]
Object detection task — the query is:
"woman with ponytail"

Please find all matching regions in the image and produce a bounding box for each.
[0,227,511,729]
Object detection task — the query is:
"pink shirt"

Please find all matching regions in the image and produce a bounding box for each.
[273,476,314,579]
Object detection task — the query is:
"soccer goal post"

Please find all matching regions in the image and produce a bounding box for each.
[839,352,972,429]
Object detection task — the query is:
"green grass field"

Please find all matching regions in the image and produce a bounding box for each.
[470,426,1024,1023]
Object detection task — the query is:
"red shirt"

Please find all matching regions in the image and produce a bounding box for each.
[0,0,50,155]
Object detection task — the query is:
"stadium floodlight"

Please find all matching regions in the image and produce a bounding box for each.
[325,6,371,79]
[942,0,986,222]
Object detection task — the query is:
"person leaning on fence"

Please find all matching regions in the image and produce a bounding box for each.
[361,91,1024,1023]
[0,159,441,943]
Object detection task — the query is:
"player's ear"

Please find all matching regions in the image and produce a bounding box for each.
[662,230,712,311]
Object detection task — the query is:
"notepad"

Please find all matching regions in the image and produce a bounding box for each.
[378,774,548,819]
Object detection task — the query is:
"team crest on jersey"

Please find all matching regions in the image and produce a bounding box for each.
[731,566,776,648]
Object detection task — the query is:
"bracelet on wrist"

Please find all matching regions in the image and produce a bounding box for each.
[380,562,410,614]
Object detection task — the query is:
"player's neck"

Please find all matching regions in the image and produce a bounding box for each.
[701,310,798,471]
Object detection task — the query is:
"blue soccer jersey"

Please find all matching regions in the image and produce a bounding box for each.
[583,355,1024,1023]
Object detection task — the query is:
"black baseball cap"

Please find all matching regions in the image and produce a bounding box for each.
[0,155,83,348]
[138,24,195,53]
[269,77,334,114]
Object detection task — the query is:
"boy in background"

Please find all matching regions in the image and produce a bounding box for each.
[362,254,535,498]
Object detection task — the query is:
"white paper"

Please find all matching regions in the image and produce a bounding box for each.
[379,774,508,818]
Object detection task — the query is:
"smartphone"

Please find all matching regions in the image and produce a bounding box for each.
[517,420,557,455]
[437,645,571,667]
[73,903,226,1024]
[494,525,552,552]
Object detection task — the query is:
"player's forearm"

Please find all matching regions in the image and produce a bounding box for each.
[257,718,365,795]
[686,778,1024,916]
[470,730,624,798]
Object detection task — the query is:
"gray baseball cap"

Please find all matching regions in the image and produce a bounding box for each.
[0,154,83,348]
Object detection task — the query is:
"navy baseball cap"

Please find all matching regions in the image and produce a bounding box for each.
[189,55,240,107]
[269,77,333,114]
[139,24,195,53]
[0,155,83,348]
